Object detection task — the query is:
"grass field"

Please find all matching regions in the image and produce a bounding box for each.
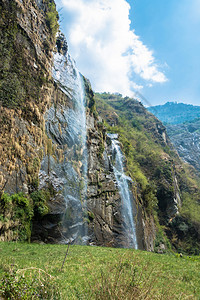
[0,242,199,299]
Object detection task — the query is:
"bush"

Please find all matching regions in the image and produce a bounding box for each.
[0,193,33,241]
[30,190,49,217]
[142,184,158,214]
[0,266,61,299]
[46,2,59,37]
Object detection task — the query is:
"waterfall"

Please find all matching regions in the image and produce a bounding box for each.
[108,134,138,249]
[53,52,88,182]
[42,51,88,244]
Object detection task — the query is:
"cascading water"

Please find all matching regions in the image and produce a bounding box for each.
[41,50,88,244]
[53,52,88,181]
[108,134,138,249]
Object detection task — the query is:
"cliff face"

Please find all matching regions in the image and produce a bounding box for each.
[148,103,200,173]
[0,0,144,249]
[0,0,55,195]
[0,0,58,241]
[87,117,144,248]
[31,34,144,249]
[166,120,200,173]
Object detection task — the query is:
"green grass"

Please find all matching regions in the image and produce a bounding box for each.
[0,242,199,299]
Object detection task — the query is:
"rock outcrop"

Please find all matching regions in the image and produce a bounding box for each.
[86,117,144,248]
[0,0,55,195]
[166,120,200,173]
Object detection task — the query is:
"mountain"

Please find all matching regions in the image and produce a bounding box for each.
[94,93,200,254]
[148,102,200,173]
[167,119,200,172]
[148,102,200,124]
[0,0,199,255]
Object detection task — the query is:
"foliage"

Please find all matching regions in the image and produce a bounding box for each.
[0,243,200,299]
[0,193,33,241]
[30,190,49,217]
[181,192,200,224]
[46,1,59,37]
[142,184,158,214]
[169,215,200,255]
[0,189,50,241]
[154,225,172,254]
[0,0,52,110]
[0,266,60,299]
[94,92,200,254]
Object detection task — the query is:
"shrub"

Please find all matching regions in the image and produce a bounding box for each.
[30,190,49,217]
[0,266,61,299]
[0,193,33,241]
[142,184,158,214]
[46,1,59,37]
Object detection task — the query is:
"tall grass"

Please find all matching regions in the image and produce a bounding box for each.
[0,243,199,299]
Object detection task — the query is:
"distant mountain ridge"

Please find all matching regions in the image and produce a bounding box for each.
[148,102,200,124]
[148,102,200,173]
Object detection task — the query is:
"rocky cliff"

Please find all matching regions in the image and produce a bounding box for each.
[0,0,56,195]
[166,119,200,173]
[0,0,58,241]
[148,103,200,173]
[32,37,144,249]
[0,0,143,249]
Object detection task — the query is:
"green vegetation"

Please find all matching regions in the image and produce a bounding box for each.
[0,191,50,242]
[94,93,200,255]
[0,243,199,299]
[46,0,59,38]
[0,266,60,299]
[167,118,200,136]
[0,0,53,110]
[95,93,174,213]
[0,193,33,241]
[30,190,49,217]
[0,2,25,108]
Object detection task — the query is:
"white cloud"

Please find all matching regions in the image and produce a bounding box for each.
[58,0,167,96]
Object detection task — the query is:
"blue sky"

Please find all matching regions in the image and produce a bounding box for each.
[55,0,200,106]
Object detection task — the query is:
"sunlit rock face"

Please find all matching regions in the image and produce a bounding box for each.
[166,121,200,173]
[37,35,88,244]
[29,31,144,248]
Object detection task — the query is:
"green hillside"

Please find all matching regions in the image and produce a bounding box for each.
[0,242,199,299]
[148,102,200,124]
[95,93,200,255]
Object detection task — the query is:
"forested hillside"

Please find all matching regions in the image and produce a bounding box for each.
[95,93,200,254]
